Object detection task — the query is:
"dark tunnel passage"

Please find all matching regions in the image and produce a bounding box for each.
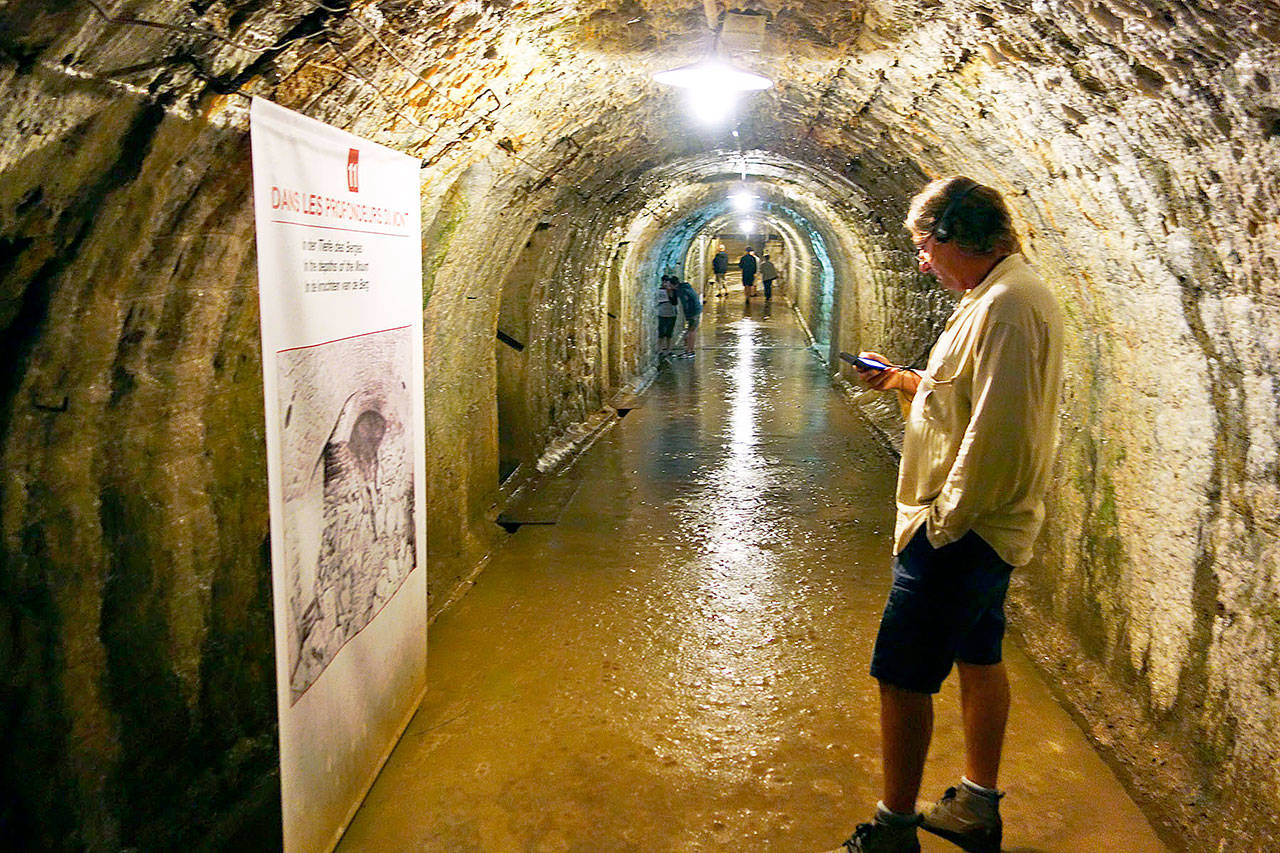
[339,298,1170,852]
[0,1,1278,850]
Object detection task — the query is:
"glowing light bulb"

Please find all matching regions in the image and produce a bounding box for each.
[686,87,739,126]
[653,59,772,125]
[730,189,756,211]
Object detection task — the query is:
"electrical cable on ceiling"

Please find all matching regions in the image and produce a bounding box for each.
[81,0,462,133]
[322,35,429,131]
[83,0,296,54]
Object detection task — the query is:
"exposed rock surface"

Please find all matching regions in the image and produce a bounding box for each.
[0,0,1276,849]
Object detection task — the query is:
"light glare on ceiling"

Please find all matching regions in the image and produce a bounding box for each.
[652,60,773,92]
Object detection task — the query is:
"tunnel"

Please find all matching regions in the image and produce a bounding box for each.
[1,0,1278,850]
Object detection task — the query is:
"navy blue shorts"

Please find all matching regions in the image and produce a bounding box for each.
[869,527,1013,694]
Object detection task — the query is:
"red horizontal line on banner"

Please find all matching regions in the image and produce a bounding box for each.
[270,218,411,238]
[277,324,413,353]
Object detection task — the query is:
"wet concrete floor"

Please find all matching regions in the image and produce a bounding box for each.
[340,296,1167,852]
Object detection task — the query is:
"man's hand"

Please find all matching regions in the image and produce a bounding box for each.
[855,351,921,396]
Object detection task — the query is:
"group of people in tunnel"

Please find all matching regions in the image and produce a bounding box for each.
[706,244,780,303]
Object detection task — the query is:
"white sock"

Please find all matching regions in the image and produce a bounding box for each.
[960,776,1002,800]
[875,801,920,827]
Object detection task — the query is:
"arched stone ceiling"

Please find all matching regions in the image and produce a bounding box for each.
[2,2,1280,851]
[9,1,1275,271]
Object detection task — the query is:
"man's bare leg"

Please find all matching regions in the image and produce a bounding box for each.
[956,661,1009,789]
[879,681,933,814]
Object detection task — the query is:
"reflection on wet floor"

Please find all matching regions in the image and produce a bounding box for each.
[340,297,1166,852]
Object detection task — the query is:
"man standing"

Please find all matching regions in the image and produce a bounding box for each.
[739,247,758,301]
[832,177,1063,853]
[712,245,730,298]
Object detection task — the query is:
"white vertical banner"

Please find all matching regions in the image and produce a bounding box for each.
[250,97,427,853]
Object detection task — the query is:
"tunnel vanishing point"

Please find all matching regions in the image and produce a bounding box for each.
[1,0,1278,850]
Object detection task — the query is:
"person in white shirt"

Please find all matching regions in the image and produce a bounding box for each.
[831,177,1063,853]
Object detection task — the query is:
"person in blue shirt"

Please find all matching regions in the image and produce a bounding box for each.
[674,279,702,358]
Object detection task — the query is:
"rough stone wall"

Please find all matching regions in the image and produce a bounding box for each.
[0,5,651,847]
[0,77,277,845]
[793,3,1280,847]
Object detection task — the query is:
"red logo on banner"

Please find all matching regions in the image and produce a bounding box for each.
[346,148,360,192]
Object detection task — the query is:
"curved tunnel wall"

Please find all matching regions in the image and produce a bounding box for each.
[0,0,1278,849]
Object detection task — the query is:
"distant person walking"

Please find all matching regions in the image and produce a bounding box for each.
[656,275,679,359]
[759,254,779,301]
[739,247,758,301]
[675,279,702,358]
[712,245,730,298]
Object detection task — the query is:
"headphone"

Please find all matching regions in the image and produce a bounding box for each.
[932,180,981,243]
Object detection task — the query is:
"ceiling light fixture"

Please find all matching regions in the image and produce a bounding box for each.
[651,60,772,93]
[652,60,771,126]
[653,11,772,125]
[653,59,773,126]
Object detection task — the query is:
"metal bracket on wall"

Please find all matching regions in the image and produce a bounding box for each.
[526,134,584,192]
[421,89,504,167]
[32,393,69,413]
[497,329,526,351]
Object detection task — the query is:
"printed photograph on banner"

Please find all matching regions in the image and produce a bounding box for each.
[276,326,418,702]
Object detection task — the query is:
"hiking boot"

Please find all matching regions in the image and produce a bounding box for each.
[828,821,920,853]
[921,785,1002,853]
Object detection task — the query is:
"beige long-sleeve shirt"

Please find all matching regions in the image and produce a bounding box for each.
[895,253,1063,567]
